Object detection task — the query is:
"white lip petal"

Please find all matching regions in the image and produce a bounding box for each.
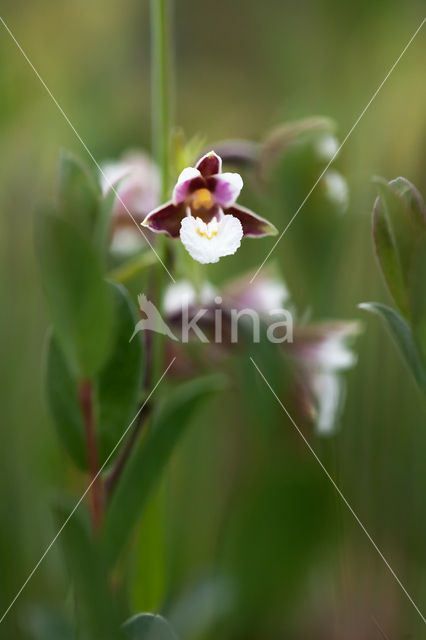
[180,214,243,264]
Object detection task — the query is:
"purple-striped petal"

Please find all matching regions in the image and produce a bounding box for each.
[225,205,278,237]
[196,151,222,177]
[211,172,243,207]
[173,167,202,204]
[142,201,187,238]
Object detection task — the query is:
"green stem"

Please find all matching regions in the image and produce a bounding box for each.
[151,0,172,201]
[150,0,173,381]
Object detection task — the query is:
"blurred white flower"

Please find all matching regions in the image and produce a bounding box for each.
[163,280,216,316]
[101,151,160,223]
[290,322,360,435]
[222,271,289,316]
[315,134,339,161]
[161,273,360,436]
[323,169,349,213]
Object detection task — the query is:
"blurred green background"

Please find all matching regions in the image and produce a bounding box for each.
[1,0,426,638]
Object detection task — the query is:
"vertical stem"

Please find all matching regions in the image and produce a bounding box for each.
[151,0,172,201]
[149,1,174,600]
[150,0,173,380]
[78,380,103,532]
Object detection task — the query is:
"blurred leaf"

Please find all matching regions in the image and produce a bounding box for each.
[22,605,74,640]
[102,375,226,566]
[123,614,177,640]
[57,151,101,239]
[108,251,157,284]
[171,129,206,177]
[226,464,332,627]
[372,180,408,315]
[36,212,113,377]
[389,177,426,230]
[234,326,290,449]
[97,282,143,461]
[359,302,426,392]
[408,239,426,364]
[96,184,118,260]
[55,503,124,640]
[167,575,234,640]
[45,282,143,469]
[45,330,87,468]
[130,478,168,613]
[372,177,426,316]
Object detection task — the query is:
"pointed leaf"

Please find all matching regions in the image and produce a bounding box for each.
[45,283,143,469]
[36,212,113,377]
[389,177,426,230]
[57,151,101,238]
[97,283,144,461]
[359,302,426,392]
[372,180,409,315]
[409,238,426,363]
[45,330,87,468]
[372,178,426,316]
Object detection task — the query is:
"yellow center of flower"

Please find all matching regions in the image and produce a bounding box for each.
[191,188,214,210]
[195,216,218,240]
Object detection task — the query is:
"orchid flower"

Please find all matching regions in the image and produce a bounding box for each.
[142,151,277,263]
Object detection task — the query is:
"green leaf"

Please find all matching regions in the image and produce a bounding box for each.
[36,212,113,377]
[102,375,226,566]
[56,151,101,238]
[409,238,426,363]
[55,503,124,640]
[97,282,144,461]
[96,186,116,258]
[167,575,233,640]
[359,302,426,392]
[389,177,426,230]
[45,330,87,468]
[123,614,177,640]
[23,606,74,640]
[44,283,143,469]
[372,179,409,315]
[372,177,426,316]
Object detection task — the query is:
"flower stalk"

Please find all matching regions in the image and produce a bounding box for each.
[150,0,173,382]
[151,0,172,202]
